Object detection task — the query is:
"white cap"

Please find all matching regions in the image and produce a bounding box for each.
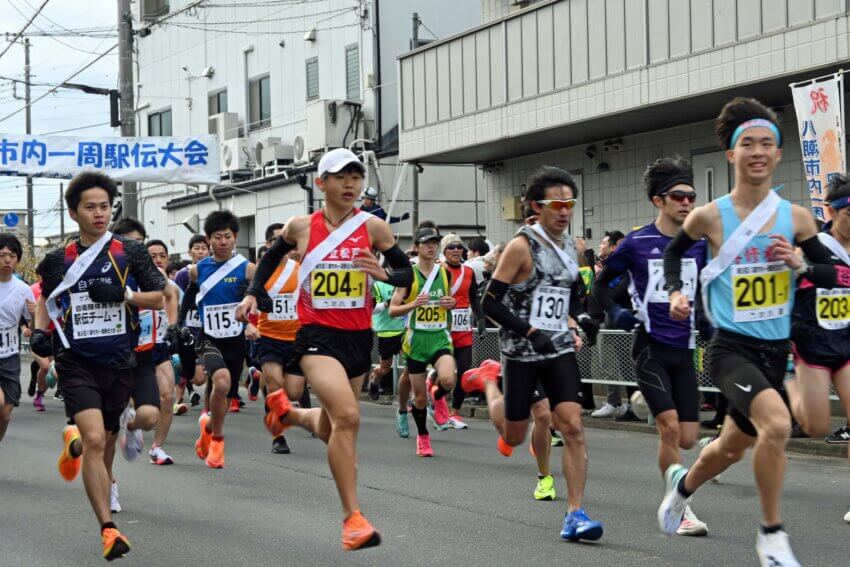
[362,186,379,200]
[317,148,366,177]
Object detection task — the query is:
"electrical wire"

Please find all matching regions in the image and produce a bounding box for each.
[37,121,111,135]
[6,0,114,55]
[0,0,51,62]
[169,6,353,26]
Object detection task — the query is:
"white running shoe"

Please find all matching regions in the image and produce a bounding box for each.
[756,530,801,567]
[844,508,850,523]
[629,391,649,421]
[676,505,708,536]
[448,415,469,429]
[149,446,174,465]
[118,407,143,462]
[591,402,619,418]
[657,463,689,534]
[110,481,121,513]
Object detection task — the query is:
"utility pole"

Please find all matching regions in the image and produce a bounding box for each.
[412,163,419,232]
[117,0,137,219]
[24,38,33,250]
[411,12,420,49]
[59,182,65,241]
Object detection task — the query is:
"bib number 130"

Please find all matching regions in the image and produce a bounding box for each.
[529,286,570,332]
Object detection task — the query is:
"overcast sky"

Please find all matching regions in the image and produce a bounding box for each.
[0,0,118,238]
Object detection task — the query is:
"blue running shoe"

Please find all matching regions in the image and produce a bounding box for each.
[396,411,410,438]
[560,508,603,541]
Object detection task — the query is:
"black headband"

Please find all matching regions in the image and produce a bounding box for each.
[651,174,694,199]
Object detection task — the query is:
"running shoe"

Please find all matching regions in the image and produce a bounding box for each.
[790,422,809,438]
[229,397,240,413]
[629,391,649,421]
[189,391,201,406]
[551,430,564,447]
[149,446,174,465]
[614,404,642,422]
[844,508,850,523]
[676,505,708,536]
[27,373,37,397]
[271,435,290,454]
[416,434,434,457]
[33,391,45,412]
[825,424,850,444]
[264,389,292,437]
[560,508,604,541]
[101,527,131,561]
[247,367,261,401]
[426,375,451,429]
[448,414,469,429]
[110,481,121,513]
[341,511,381,551]
[238,396,246,408]
[460,360,500,393]
[497,436,514,457]
[118,407,143,462]
[53,391,64,402]
[206,437,225,469]
[427,405,449,431]
[395,412,409,438]
[57,425,81,482]
[657,464,689,534]
[590,402,619,418]
[756,530,800,567]
[368,379,381,401]
[172,403,188,416]
[533,475,556,501]
[195,413,212,460]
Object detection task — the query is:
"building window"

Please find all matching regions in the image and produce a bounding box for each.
[208,90,228,115]
[148,108,172,136]
[305,57,319,101]
[345,44,359,100]
[141,0,169,21]
[249,75,271,131]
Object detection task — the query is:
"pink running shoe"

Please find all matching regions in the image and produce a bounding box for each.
[33,392,45,412]
[416,434,434,457]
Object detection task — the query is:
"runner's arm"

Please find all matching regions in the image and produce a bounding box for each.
[481,237,533,335]
[468,275,483,319]
[663,206,711,294]
[368,220,413,287]
[178,281,199,327]
[388,286,418,317]
[247,235,294,297]
[126,239,166,309]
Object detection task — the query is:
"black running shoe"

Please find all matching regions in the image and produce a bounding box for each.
[189,391,201,406]
[272,435,291,454]
[790,422,809,438]
[368,380,381,401]
[826,424,850,444]
[614,407,641,422]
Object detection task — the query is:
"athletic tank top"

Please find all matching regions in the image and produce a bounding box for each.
[196,255,248,340]
[258,259,300,342]
[298,209,373,331]
[500,226,577,361]
[372,280,405,337]
[444,263,473,348]
[707,195,795,340]
[794,230,850,332]
[404,265,452,334]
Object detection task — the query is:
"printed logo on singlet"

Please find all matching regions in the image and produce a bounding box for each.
[651,247,661,255]
[101,262,111,273]
[734,383,753,393]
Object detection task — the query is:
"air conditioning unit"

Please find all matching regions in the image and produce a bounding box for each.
[306,99,361,154]
[253,136,281,163]
[261,144,293,165]
[220,138,249,172]
[209,112,239,141]
[292,133,310,166]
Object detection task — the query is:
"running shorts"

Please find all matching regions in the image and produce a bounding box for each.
[293,324,373,380]
[256,336,303,376]
[0,355,21,407]
[55,350,134,433]
[503,352,584,421]
[196,335,246,393]
[152,343,171,367]
[132,350,161,409]
[178,332,198,382]
[631,329,699,422]
[377,333,404,361]
[791,321,850,374]
[404,330,453,373]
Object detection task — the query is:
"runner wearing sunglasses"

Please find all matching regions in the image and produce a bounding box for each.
[592,157,709,537]
[481,165,602,542]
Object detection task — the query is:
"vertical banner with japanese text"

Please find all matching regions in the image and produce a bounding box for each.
[791,74,845,221]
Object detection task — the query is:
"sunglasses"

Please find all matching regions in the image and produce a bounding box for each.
[660,190,697,203]
[444,244,464,251]
[537,199,577,211]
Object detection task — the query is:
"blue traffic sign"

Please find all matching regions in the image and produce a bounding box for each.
[3,213,19,227]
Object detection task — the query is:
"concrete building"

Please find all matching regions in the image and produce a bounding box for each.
[399,0,850,246]
[133,0,482,259]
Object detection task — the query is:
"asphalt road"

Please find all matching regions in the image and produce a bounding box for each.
[1,393,848,566]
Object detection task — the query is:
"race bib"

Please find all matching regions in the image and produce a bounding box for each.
[451,307,472,332]
[731,262,791,322]
[269,293,297,321]
[529,285,570,332]
[138,309,154,346]
[0,325,19,356]
[646,258,697,303]
[70,291,125,340]
[154,309,169,343]
[186,308,201,328]
[203,302,243,339]
[816,288,850,330]
[415,301,448,330]
[310,262,366,309]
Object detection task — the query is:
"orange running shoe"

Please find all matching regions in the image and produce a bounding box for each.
[205,437,225,469]
[195,414,212,460]
[497,435,514,457]
[263,389,292,437]
[461,359,502,394]
[342,511,381,551]
[229,397,240,413]
[101,527,131,561]
[57,425,81,482]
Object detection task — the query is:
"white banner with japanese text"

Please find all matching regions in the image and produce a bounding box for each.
[0,134,220,184]
[791,74,845,221]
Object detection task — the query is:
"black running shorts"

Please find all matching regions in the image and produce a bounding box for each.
[791,321,850,374]
[631,330,699,422]
[503,352,583,421]
[196,335,245,392]
[132,350,161,409]
[293,324,373,380]
[55,350,134,433]
[0,355,21,407]
[256,336,303,376]
[377,333,403,361]
[708,330,790,437]
[406,348,453,375]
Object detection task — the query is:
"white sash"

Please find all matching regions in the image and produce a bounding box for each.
[46,231,114,348]
[817,232,850,266]
[530,223,579,280]
[450,265,468,296]
[196,254,247,305]
[699,191,781,324]
[268,259,297,297]
[419,264,441,297]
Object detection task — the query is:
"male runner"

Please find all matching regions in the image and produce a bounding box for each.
[179,210,257,469]
[659,97,843,566]
[367,268,406,402]
[27,273,49,410]
[239,148,413,550]
[32,172,165,560]
[441,233,484,429]
[0,234,36,442]
[593,157,708,536]
[389,227,457,456]
[480,165,602,541]
[174,234,209,408]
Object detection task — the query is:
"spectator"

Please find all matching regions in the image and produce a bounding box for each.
[360,186,410,224]
[464,238,490,284]
[165,262,181,281]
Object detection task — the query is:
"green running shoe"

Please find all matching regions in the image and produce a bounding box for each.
[396,411,410,438]
[533,474,556,501]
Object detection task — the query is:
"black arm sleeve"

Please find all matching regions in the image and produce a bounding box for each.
[481,278,530,336]
[568,279,587,319]
[468,275,482,319]
[591,266,621,312]
[247,236,295,297]
[799,236,834,265]
[797,236,850,288]
[663,230,700,292]
[381,245,413,288]
[178,281,199,327]
[126,239,166,292]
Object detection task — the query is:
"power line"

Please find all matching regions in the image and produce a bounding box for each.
[6,0,111,55]
[170,6,354,26]
[38,121,111,135]
[0,0,51,62]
